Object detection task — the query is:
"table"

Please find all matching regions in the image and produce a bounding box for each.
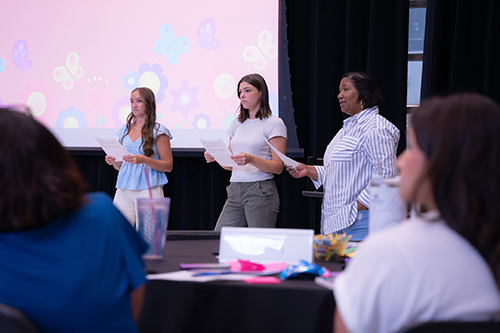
[139,231,343,333]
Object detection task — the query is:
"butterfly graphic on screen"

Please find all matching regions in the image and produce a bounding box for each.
[243,31,278,70]
[198,18,220,51]
[53,53,84,90]
[154,23,190,65]
[243,31,277,71]
[12,39,33,71]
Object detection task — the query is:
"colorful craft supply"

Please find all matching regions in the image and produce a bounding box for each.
[313,233,351,261]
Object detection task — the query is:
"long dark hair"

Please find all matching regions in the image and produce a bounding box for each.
[341,71,384,108]
[0,108,86,231]
[122,87,157,157]
[412,92,500,285]
[237,73,272,122]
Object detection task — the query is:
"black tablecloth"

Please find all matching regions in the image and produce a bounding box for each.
[139,231,343,333]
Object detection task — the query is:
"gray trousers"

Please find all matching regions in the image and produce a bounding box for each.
[214,179,279,230]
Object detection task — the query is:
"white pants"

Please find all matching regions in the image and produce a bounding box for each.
[113,186,164,227]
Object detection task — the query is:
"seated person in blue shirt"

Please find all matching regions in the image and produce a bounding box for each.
[334,93,500,333]
[105,87,173,226]
[287,72,400,240]
[0,107,148,332]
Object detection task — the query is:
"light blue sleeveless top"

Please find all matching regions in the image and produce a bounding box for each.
[115,123,172,190]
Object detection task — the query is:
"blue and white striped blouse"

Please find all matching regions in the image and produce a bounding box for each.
[312,106,400,234]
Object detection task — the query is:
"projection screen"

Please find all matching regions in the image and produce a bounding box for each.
[0,0,279,149]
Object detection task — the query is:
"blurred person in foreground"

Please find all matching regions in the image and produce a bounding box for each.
[0,107,148,332]
[334,93,500,333]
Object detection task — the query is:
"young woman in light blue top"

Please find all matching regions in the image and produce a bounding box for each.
[105,87,173,226]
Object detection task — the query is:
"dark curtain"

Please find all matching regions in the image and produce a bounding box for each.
[71,0,409,231]
[286,0,409,157]
[71,151,313,231]
[421,0,500,104]
[71,152,233,231]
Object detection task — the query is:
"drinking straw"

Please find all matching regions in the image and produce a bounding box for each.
[144,167,154,199]
[144,168,160,257]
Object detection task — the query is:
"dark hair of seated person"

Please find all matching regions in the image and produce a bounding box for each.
[411,92,500,285]
[0,107,87,231]
[341,71,384,108]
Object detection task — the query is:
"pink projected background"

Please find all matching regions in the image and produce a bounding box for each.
[0,0,279,148]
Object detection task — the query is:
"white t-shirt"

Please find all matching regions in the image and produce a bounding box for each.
[228,115,287,182]
[334,214,500,333]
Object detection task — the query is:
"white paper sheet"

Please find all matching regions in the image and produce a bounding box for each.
[146,270,258,282]
[94,136,130,161]
[261,135,300,168]
[199,139,238,167]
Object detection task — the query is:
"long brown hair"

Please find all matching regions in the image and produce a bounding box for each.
[412,92,500,285]
[237,73,272,122]
[122,87,157,157]
[0,108,86,231]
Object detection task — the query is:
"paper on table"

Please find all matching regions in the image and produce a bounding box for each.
[261,135,300,168]
[200,139,238,167]
[94,136,130,161]
[146,270,258,282]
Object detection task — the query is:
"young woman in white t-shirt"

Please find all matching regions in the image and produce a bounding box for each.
[334,93,500,333]
[204,73,287,230]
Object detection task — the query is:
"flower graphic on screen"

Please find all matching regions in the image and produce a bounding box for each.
[192,113,211,129]
[154,23,190,65]
[84,76,113,114]
[0,57,6,73]
[243,31,277,71]
[204,60,241,117]
[111,95,132,127]
[121,69,140,90]
[137,63,169,104]
[170,79,200,119]
[122,64,169,103]
[12,39,32,71]
[53,52,84,90]
[18,81,56,117]
[198,18,220,51]
[55,106,87,128]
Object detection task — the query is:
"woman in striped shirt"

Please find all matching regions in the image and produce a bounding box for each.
[288,72,399,240]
